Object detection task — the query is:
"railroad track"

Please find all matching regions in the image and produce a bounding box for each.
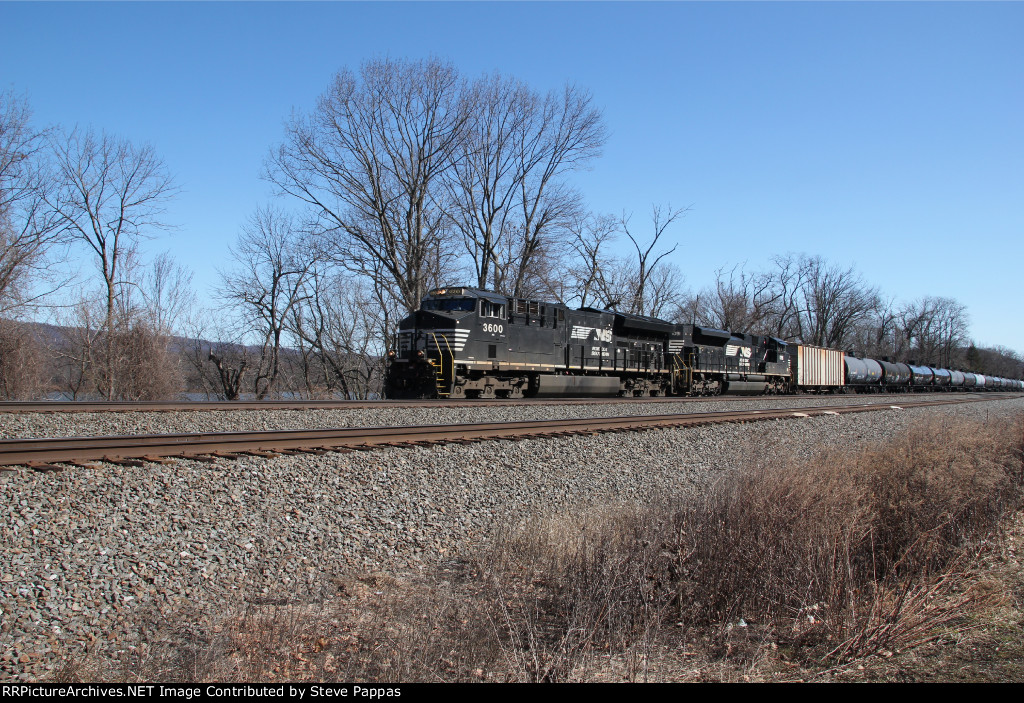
[0,392,1019,414]
[2,394,1015,470]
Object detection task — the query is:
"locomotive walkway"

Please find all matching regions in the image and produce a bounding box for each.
[1,394,1016,469]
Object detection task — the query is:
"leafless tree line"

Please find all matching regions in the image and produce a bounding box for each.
[0,88,188,399]
[672,253,976,368]
[2,62,1021,401]
[186,207,390,400]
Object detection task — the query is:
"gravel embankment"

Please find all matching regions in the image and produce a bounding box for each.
[1,396,1022,680]
[0,394,994,439]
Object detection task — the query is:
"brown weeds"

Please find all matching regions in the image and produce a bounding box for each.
[58,413,1024,682]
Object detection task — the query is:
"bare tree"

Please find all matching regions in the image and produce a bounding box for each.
[762,254,806,339]
[0,90,65,316]
[207,345,250,401]
[47,127,176,398]
[445,74,532,292]
[794,255,879,349]
[139,251,195,337]
[446,76,604,298]
[52,295,104,400]
[615,204,687,316]
[695,264,777,333]
[968,344,1024,378]
[179,311,250,401]
[931,297,970,367]
[289,271,390,399]
[0,319,47,399]
[849,295,899,359]
[549,212,618,307]
[219,206,319,399]
[269,57,467,315]
[898,296,970,367]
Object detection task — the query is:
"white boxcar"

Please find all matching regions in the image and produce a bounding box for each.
[792,344,844,390]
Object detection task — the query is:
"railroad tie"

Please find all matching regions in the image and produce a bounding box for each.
[66,461,105,469]
[27,462,65,473]
[238,450,282,459]
[104,458,147,467]
[209,451,244,460]
[141,455,178,465]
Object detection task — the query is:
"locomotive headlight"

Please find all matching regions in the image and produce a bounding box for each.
[416,350,425,358]
[387,350,396,359]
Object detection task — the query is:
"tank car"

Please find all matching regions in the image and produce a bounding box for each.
[844,356,883,392]
[879,361,912,390]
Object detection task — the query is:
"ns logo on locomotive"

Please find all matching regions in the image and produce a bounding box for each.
[384,287,1024,399]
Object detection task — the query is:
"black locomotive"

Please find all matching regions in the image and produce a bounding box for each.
[385,287,793,399]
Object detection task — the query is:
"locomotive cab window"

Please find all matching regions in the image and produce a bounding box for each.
[422,297,475,313]
[480,300,505,319]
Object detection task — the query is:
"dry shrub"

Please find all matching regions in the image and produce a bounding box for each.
[56,413,1024,682]
[0,318,48,398]
[474,413,1024,674]
[87,322,183,400]
[108,322,183,400]
[476,506,678,681]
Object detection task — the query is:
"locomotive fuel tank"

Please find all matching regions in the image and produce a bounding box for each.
[531,375,621,397]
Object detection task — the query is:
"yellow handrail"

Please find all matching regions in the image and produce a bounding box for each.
[672,353,692,394]
[429,332,454,397]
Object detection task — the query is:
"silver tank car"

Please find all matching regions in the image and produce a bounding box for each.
[844,356,882,389]
[931,367,952,387]
[909,365,934,387]
[879,361,911,387]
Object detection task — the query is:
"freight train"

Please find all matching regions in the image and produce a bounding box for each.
[384,287,1023,399]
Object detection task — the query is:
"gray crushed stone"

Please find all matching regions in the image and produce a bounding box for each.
[0,394,990,439]
[1,395,1021,680]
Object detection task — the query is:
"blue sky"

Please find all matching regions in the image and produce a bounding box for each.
[2,2,1021,350]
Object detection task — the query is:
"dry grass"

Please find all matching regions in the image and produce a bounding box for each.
[53,413,1024,682]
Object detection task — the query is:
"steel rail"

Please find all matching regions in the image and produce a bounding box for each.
[0,392,1018,414]
[0,395,1014,468]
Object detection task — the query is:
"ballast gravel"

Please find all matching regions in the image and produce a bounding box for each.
[0,394,988,439]
[1,396,1022,680]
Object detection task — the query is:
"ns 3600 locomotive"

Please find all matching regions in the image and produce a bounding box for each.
[385,287,793,399]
